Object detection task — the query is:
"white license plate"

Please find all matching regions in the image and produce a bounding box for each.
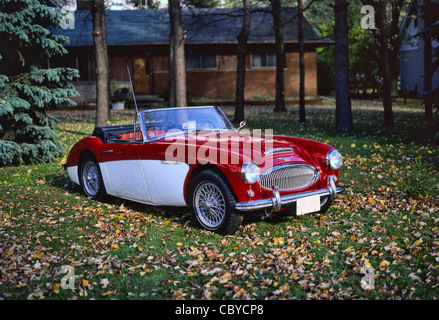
[296,195,321,216]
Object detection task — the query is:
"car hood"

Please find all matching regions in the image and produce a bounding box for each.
[188,130,316,169]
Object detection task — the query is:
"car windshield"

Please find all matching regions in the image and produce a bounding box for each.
[141,106,233,140]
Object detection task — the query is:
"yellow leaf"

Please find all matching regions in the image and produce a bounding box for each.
[111,243,119,250]
[82,280,89,286]
[279,284,290,291]
[143,266,153,273]
[414,239,422,246]
[379,260,390,271]
[101,290,116,296]
[176,241,183,247]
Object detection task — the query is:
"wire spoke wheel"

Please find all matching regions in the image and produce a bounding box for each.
[194,181,226,229]
[189,170,242,235]
[81,160,100,197]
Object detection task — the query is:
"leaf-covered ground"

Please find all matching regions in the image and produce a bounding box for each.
[0,99,438,300]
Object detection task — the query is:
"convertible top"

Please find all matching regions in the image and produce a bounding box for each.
[92,125,132,142]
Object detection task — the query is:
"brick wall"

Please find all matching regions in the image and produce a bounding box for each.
[152,50,318,100]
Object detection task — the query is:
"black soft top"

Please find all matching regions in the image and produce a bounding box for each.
[92,125,134,142]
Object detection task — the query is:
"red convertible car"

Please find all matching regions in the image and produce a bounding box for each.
[64,106,344,234]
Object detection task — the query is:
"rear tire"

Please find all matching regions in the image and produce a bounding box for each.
[189,170,242,235]
[79,153,107,201]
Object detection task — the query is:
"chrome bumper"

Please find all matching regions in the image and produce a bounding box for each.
[235,176,345,212]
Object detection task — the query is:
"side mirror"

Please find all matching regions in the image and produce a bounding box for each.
[238,120,247,131]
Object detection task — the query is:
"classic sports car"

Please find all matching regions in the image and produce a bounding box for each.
[64,106,344,235]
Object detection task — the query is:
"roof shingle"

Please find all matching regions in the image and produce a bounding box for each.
[57,7,329,47]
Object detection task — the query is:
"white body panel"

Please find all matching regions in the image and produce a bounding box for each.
[99,160,189,206]
[141,160,189,206]
[67,166,79,185]
[101,160,150,203]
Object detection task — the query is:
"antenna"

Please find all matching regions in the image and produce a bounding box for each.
[127,65,139,115]
[127,65,140,141]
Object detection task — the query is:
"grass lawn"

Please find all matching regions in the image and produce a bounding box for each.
[0,99,438,300]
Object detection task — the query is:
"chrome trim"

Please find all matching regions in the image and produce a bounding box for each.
[214,106,235,129]
[162,161,179,164]
[272,185,281,211]
[258,163,319,191]
[139,111,148,143]
[328,175,337,199]
[235,184,346,212]
[264,147,294,155]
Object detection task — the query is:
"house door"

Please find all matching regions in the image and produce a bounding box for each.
[134,56,152,94]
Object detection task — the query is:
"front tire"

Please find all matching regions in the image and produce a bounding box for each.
[189,170,242,235]
[79,153,107,201]
[319,196,333,214]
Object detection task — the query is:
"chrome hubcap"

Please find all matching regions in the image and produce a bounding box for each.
[194,182,226,229]
[82,160,99,196]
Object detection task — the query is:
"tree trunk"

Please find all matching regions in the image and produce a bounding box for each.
[389,0,404,98]
[334,0,353,132]
[271,0,286,112]
[92,0,110,127]
[168,0,187,108]
[377,0,394,126]
[234,0,251,123]
[168,27,175,108]
[423,0,433,120]
[298,0,306,122]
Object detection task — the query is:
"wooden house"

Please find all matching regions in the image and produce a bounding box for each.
[53,7,332,105]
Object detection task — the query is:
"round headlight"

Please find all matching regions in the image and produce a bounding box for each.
[241,161,260,184]
[327,149,343,170]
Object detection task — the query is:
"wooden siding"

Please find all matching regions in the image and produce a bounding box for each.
[67,45,319,104]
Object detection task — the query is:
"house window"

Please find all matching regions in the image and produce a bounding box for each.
[186,49,217,69]
[252,50,276,68]
[49,52,90,81]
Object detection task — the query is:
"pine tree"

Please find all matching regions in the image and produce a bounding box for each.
[0,0,79,166]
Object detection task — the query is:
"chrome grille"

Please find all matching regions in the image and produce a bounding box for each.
[259,164,318,191]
